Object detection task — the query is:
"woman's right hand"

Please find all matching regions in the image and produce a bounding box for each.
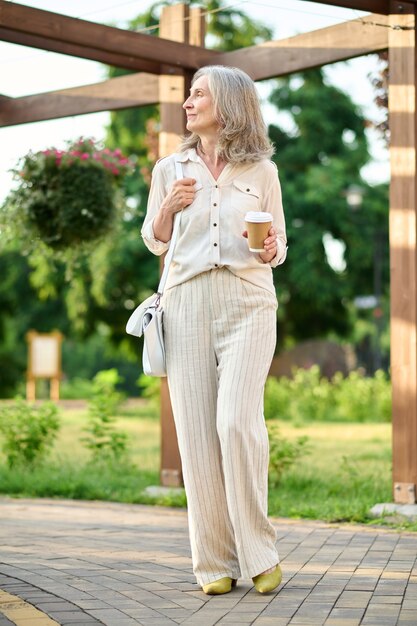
[161,178,196,215]
[153,178,196,242]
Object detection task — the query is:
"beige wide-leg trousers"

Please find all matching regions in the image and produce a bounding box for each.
[163,268,279,586]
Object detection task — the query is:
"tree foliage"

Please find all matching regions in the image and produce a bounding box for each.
[269,69,389,348]
[0,3,390,395]
[368,51,389,146]
[0,0,273,395]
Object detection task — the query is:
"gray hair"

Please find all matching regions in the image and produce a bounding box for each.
[179,65,274,163]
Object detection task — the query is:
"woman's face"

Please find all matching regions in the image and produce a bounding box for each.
[183,75,219,136]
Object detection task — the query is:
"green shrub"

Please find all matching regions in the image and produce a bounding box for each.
[137,373,161,410]
[267,422,310,487]
[0,399,60,467]
[331,369,391,422]
[60,377,95,399]
[265,366,334,423]
[265,366,391,423]
[82,369,129,462]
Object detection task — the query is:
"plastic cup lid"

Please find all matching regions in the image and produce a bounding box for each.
[245,211,273,223]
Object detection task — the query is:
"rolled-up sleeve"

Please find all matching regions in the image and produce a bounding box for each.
[261,163,287,268]
[270,239,288,268]
[141,160,171,256]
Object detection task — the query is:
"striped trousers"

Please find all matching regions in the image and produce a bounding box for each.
[163,268,279,586]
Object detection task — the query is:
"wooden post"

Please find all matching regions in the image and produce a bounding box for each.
[158,4,205,487]
[26,378,36,402]
[389,1,417,504]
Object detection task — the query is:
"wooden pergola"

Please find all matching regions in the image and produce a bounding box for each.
[1,0,416,504]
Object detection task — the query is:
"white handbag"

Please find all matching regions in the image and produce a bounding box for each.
[126,159,183,377]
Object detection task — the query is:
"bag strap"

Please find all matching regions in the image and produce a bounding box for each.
[156,159,184,296]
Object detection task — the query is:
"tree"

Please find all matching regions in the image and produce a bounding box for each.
[268,68,389,359]
[0,1,273,395]
[0,4,390,397]
[0,249,72,396]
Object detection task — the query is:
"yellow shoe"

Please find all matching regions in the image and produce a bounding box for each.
[202,577,237,595]
[252,564,282,594]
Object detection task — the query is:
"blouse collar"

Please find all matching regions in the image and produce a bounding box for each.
[176,148,199,163]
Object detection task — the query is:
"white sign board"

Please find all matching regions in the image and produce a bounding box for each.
[31,335,60,377]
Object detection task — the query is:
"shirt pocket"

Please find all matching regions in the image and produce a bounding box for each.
[182,181,204,217]
[231,179,261,215]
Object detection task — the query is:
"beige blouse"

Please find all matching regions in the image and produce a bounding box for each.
[141,148,287,295]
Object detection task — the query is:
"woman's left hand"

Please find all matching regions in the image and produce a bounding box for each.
[242,226,278,264]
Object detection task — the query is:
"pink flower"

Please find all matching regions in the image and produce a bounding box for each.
[114,148,122,157]
[111,168,119,175]
[81,153,89,160]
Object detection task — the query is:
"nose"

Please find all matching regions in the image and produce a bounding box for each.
[183,96,193,109]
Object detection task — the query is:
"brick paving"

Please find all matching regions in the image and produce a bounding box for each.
[0,498,416,626]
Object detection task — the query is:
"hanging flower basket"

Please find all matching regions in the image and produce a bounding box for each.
[2,137,134,251]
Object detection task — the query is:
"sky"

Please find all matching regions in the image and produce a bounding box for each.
[0,0,389,203]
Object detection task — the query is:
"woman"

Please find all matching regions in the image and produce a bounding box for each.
[142,65,287,595]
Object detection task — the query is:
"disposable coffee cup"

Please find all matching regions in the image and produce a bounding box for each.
[245,211,273,252]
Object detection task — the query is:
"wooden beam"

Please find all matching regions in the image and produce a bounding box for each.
[307,0,417,13]
[305,0,392,14]
[214,14,389,81]
[0,0,217,72]
[389,1,417,505]
[0,73,159,127]
[0,27,162,74]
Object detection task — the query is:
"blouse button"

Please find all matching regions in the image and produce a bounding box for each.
[213,203,217,206]
[246,188,250,192]
[213,223,217,227]
[214,243,218,247]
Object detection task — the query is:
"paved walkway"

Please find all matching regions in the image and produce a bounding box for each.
[0,498,416,626]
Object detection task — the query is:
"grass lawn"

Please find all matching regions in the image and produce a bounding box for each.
[52,401,160,470]
[269,421,392,524]
[0,401,412,530]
